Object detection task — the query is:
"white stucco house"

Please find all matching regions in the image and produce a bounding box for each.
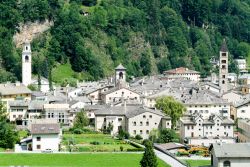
[94,105,171,139]
[31,123,61,152]
[180,114,235,147]
[211,143,250,167]
[101,87,140,104]
[163,67,200,81]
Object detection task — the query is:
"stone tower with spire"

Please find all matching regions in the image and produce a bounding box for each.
[115,64,126,87]
[22,40,32,86]
[219,39,228,93]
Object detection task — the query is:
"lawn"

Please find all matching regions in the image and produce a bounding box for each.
[0,153,170,167]
[185,160,211,167]
[52,63,76,83]
[62,133,137,152]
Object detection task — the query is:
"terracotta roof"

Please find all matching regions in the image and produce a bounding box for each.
[31,123,60,135]
[164,67,199,75]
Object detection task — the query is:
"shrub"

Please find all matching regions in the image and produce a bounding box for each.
[135,134,143,140]
[120,146,124,151]
[90,141,100,145]
[73,128,83,134]
[127,148,144,152]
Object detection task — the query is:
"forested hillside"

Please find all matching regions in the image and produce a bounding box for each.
[1,0,250,84]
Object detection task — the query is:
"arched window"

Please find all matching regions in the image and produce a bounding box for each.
[223,161,230,167]
[222,80,225,84]
[119,72,123,79]
[25,55,29,62]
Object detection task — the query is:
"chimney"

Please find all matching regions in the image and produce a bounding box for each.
[124,98,127,114]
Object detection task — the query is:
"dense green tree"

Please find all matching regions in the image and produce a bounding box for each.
[158,129,179,143]
[73,110,89,129]
[140,140,157,167]
[156,96,186,128]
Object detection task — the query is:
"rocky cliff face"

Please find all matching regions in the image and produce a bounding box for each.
[13,20,53,47]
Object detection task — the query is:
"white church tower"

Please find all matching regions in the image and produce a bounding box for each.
[22,40,32,86]
[219,39,228,93]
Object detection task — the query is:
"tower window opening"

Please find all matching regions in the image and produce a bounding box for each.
[221,60,226,63]
[26,46,28,50]
[119,72,123,79]
[222,80,225,84]
[222,65,226,69]
[25,55,29,62]
[222,53,226,56]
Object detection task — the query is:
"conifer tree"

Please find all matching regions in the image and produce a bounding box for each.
[140,140,158,167]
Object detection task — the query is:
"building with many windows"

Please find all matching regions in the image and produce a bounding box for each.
[180,114,235,147]
[94,105,171,139]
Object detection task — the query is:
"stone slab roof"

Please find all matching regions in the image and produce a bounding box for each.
[213,143,250,158]
[0,83,32,95]
[31,123,60,135]
[94,105,170,119]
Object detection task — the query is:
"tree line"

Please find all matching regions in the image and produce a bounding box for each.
[1,0,250,83]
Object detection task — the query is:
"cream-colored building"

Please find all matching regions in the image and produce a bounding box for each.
[163,67,200,81]
[101,87,140,104]
[180,114,234,147]
[233,99,250,120]
[237,119,250,143]
[43,103,70,125]
[211,143,250,167]
[8,100,46,126]
[94,105,171,139]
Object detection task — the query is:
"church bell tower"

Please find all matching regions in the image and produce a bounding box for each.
[219,39,228,93]
[22,40,32,86]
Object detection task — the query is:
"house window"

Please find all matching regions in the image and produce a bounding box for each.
[223,160,230,167]
[143,115,146,118]
[48,113,50,118]
[118,118,122,121]
[191,126,194,129]
[140,122,143,126]
[104,118,106,122]
[146,122,149,126]
[241,110,245,113]
[228,126,230,129]
[149,115,152,118]
[36,145,41,149]
[13,115,16,118]
[146,130,149,134]
[51,113,54,118]
[133,122,136,126]
[187,126,190,130]
[36,137,41,141]
[140,130,143,134]
[133,130,136,134]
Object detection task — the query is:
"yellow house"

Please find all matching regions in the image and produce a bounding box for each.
[0,83,32,102]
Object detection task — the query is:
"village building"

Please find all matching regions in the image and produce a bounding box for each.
[43,103,70,125]
[210,143,250,167]
[235,59,247,74]
[163,67,200,81]
[222,91,243,104]
[101,87,141,104]
[0,83,32,102]
[180,114,235,147]
[94,105,171,139]
[232,98,250,120]
[237,119,250,143]
[9,100,45,126]
[31,123,61,152]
